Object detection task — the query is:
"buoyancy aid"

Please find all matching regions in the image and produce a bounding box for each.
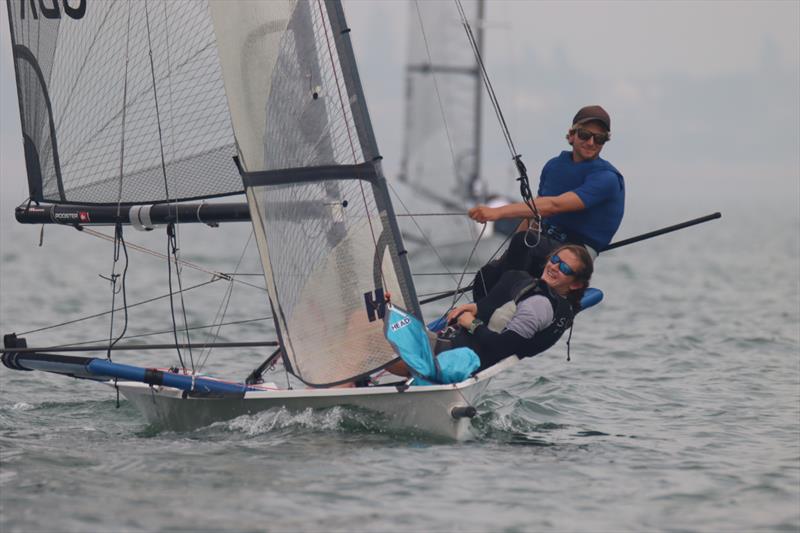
[447,270,574,359]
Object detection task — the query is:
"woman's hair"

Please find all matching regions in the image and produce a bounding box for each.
[550,244,594,310]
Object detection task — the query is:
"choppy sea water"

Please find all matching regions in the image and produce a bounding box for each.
[1,208,798,532]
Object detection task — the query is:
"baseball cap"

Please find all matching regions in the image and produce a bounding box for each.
[572,105,611,131]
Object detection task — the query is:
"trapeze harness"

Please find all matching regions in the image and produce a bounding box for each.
[441,271,575,371]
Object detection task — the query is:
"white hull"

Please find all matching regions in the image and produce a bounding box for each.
[116,358,518,441]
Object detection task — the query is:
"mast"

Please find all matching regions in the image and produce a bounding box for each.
[326,1,420,319]
[397,1,485,205]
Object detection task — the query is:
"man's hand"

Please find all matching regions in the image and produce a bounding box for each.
[468,205,499,223]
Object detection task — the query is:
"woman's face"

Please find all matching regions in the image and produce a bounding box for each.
[542,248,585,295]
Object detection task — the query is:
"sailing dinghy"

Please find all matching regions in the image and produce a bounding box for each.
[1,0,529,440]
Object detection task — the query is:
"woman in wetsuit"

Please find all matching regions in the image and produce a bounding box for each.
[443,244,593,370]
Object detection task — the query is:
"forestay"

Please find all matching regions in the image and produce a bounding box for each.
[6,0,242,205]
[209,0,419,386]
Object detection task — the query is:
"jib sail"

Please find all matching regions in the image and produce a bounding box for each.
[209,0,420,386]
[7,0,242,205]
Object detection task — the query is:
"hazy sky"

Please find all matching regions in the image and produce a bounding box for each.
[1,1,798,232]
[345,0,800,224]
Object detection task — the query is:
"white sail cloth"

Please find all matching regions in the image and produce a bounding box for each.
[210,0,418,385]
[7,0,242,204]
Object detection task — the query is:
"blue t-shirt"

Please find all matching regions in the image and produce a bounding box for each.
[537,151,625,251]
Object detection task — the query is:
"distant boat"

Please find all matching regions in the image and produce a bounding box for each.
[393,0,517,247]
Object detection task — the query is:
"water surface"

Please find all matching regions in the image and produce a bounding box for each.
[1,210,798,532]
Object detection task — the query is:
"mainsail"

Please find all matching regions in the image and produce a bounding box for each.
[209,0,419,386]
[7,0,242,205]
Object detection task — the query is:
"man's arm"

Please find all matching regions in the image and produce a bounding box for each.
[468,191,585,222]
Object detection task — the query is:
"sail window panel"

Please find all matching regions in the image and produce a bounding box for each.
[211,0,364,174]
[248,177,410,386]
[263,0,364,170]
[8,0,242,205]
[207,0,297,173]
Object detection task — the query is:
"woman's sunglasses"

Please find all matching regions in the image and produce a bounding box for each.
[573,127,610,145]
[549,254,577,276]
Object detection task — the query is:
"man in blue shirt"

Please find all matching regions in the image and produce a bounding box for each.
[468,105,625,299]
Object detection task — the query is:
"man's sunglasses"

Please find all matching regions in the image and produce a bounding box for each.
[549,254,577,276]
[573,127,610,145]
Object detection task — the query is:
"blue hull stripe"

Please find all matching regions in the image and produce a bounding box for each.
[86,359,253,394]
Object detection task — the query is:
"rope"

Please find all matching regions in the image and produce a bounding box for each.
[196,230,254,374]
[395,212,468,217]
[144,0,195,375]
[144,0,171,203]
[449,223,487,310]
[115,1,132,213]
[386,180,460,284]
[80,228,266,291]
[473,223,516,299]
[414,272,477,277]
[453,0,541,228]
[412,0,462,197]
[43,316,272,350]
[454,0,515,161]
[106,0,133,368]
[105,224,130,360]
[166,223,193,373]
[17,279,221,336]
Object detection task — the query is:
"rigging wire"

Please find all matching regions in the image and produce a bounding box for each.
[144,0,197,375]
[473,224,516,297]
[116,0,132,215]
[449,223,487,310]
[383,1,503,297]
[386,181,460,284]
[411,0,467,213]
[414,271,477,276]
[41,316,273,350]
[16,279,222,336]
[196,230,255,374]
[395,212,469,217]
[454,1,514,159]
[453,0,541,243]
[79,228,266,291]
[143,0,172,203]
[166,223,192,373]
[106,0,134,367]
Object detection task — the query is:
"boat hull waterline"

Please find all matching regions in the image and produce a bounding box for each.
[116,358,518,441]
